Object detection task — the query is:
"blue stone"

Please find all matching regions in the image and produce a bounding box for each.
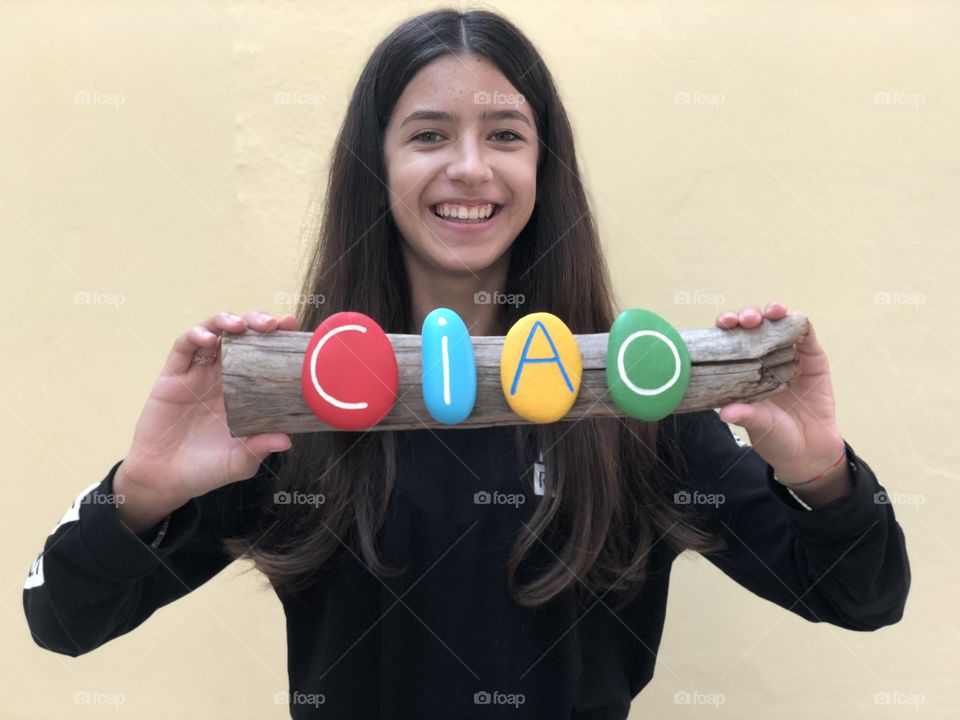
[421,308,477,424]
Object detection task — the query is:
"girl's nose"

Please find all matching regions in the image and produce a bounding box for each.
[445,136,494,184]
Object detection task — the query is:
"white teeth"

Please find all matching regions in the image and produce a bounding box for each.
[432,203,496,220]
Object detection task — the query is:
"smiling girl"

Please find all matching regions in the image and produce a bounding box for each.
[24,8,910,719]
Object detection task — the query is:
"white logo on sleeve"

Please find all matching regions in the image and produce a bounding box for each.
[24,553,45,590]
[533,450,545,496]
[24,481,100,590]
[729,426,749,448]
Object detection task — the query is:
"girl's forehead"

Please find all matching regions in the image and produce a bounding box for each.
[391,56,533,129]
[401,55,517,102]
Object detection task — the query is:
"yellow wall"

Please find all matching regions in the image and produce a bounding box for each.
[3,1,954,717]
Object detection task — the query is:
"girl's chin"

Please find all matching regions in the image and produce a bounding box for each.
[425,243,509,275]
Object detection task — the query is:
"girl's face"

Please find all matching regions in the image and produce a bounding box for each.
[383,54,539,277]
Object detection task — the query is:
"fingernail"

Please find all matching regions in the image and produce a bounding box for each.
[227,314,241,323]
[256,312,272,323]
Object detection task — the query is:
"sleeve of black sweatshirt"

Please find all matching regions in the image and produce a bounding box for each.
[660,409,911,631]
[22,453,280,657]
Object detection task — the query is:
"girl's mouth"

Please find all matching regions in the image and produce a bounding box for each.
[429,203,504,226]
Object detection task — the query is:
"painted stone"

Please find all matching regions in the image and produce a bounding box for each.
[500,312,582,423]
[606,308,690,421]
[421,308,477,425]
[301,311,398,430]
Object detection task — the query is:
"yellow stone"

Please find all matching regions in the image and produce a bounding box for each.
[500,312,582,423]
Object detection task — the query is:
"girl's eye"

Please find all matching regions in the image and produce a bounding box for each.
[409,130,524,144]
[411,130,443,144]
[490,130,523,143]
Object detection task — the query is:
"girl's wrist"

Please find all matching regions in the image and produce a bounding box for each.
[113,461,189,534]
[772,441,848,489]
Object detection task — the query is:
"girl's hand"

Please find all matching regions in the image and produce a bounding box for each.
[714,302,846,487]
[113,310,299,532]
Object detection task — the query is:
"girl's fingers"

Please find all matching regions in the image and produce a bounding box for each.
[235,432,293,465]
[188,325,219,347]
[243,310,280,332]
[163,310,299,375]
[720,302,789,330]
[164,311,247,375]
[738,305,763,328]
[764,301,787,318]
[717,311,739,329]
[276,313,299,331]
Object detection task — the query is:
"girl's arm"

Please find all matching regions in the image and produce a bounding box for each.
[22,453,277,656]
[662,409,910,631]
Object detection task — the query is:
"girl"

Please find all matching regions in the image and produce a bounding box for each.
[24,8,910,719]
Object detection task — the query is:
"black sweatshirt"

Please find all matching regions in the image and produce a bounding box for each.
[23,409,911,719]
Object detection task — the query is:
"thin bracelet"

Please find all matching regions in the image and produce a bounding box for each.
[773,446,847,489]
[148,514,172,549]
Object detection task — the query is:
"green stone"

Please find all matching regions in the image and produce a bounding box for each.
[606,308,691,421]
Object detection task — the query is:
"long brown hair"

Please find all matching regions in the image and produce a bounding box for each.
[226,7,725,611]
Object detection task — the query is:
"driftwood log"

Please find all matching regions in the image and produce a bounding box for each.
[220,314,810,436]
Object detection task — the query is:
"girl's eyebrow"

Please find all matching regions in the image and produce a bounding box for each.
[399,108,531,128]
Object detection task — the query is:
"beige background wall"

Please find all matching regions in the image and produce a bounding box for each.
[2,1,955,717]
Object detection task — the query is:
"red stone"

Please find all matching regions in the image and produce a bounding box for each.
[300,312,398,430]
